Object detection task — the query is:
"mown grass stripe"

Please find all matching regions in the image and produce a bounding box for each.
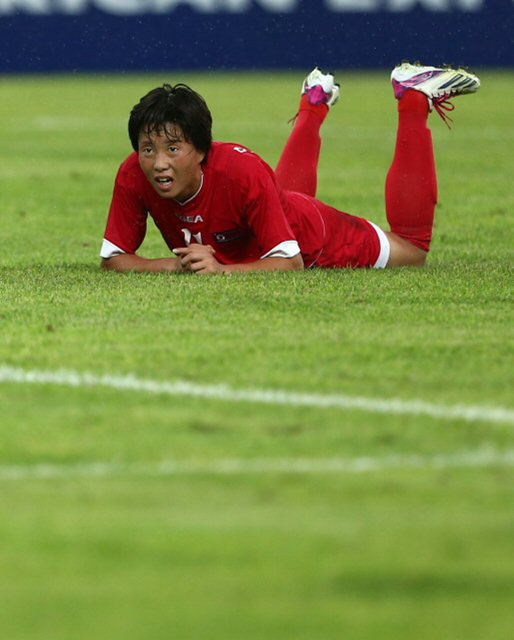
[1,365,513,425]
[1,449,513,481]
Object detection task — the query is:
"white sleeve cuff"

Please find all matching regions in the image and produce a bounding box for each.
[100,239,126,259]
[261,240,301,260]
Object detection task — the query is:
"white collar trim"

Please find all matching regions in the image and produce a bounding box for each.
[175,172,204,206]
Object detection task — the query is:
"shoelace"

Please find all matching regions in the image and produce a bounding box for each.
[432,95,455,129]
[288,87,333,124]
[287,111,299,125]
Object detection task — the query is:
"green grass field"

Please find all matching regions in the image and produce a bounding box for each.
[0,70,513,639]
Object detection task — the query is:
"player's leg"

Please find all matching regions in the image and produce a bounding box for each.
[385,88,436,266]
[385,62,480,266]
[275,68,340,197]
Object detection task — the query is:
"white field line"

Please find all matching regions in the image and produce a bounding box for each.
[1,365,513,425]
[1,449,514,481]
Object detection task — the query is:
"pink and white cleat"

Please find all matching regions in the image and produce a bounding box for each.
[391,61,480,126]
[302,67,340,107]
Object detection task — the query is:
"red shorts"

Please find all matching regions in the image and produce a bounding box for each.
[288,193,388,269]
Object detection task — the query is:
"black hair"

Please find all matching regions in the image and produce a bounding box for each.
[128,83,212,157]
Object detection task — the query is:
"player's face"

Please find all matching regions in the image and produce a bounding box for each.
[138,125,205,203]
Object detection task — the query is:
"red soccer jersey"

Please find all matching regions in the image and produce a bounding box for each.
[102,141,382,268]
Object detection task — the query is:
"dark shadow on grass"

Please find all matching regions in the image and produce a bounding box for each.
[331,571,514,598]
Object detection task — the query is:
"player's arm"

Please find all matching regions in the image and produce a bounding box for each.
[173,244,304,274]
[101,253,182,272]
[101,157,181,273]
[223,254,304,273]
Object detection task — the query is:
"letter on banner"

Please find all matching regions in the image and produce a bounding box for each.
[387,0,484,10]
[325,0,378,10]
[389,0,450,9]
[55,0,90,13]
[94,0,152,15]
[450,0,484,8]
[151,0,299,12]
[255,0,298,10]
[0,0,49,13]
[326,0,484,10]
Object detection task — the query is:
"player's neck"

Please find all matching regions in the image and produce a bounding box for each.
[175,172,204,205]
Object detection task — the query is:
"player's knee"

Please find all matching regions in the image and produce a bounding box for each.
[386,233,428,267]
[409,249,428,267]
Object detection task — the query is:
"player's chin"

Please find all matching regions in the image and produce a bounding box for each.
[152,180,177,198]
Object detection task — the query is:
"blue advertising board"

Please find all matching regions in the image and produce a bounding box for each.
[0,0,512,73]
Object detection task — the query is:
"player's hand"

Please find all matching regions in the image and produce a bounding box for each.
[173,244,224,275]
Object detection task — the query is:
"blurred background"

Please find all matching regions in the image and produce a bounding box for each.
[1,0,513,74]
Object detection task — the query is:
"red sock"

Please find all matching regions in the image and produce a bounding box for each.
[385,90,438,252]
[275,94,328,197]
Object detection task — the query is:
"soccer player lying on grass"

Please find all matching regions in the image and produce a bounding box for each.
[100,63,480,274]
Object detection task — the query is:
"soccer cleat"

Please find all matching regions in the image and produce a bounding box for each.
[302,67,340,107]
[391,62,480,127]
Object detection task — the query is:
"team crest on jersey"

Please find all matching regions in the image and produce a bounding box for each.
[176,213,204,223]
[212,228,250,243]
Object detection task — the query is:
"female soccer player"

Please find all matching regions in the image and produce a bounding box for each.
[100,63,479,274]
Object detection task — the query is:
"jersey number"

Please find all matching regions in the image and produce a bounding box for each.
[181,228,203,246]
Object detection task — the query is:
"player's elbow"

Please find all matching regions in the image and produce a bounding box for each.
[101,255,128,271]
[101,257,115,271]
